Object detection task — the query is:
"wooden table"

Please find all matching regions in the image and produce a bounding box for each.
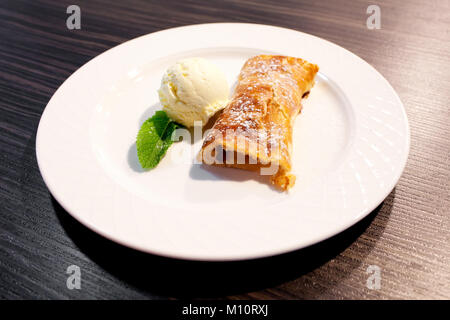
[0,0,449,299]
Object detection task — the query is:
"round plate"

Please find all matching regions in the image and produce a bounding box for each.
[36,23,410,261]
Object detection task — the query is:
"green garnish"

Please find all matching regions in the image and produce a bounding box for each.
[136,110,180,169]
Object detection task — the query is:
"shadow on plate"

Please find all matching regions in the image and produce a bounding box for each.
[189,163,281,194]
[53,189,394,298]
[127,142,145,173]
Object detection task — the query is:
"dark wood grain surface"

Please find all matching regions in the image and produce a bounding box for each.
[0,0,449,299]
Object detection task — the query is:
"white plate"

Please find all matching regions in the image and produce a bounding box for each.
[36,23,409,261]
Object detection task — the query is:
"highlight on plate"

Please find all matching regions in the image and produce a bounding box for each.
[136,55,319,191]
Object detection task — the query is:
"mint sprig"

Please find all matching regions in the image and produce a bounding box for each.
[136,110,180,169]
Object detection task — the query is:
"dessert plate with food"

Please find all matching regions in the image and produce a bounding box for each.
[36,23,410,260]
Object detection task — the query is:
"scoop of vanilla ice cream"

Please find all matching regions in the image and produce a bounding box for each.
[158,58,229,127]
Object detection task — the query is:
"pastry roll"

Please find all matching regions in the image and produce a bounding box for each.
[198,55,319,191]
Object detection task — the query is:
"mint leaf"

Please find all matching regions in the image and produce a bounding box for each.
[136,110,179,169]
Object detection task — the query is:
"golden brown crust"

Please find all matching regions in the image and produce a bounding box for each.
[198,55,319,191]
